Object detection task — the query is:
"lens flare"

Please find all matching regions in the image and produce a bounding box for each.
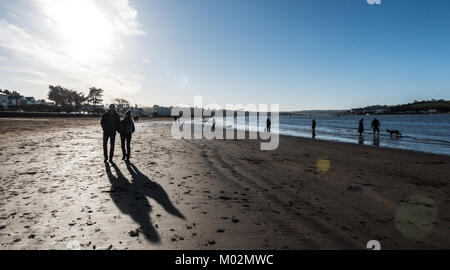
[316,159,331,173]
[395,194,437,241]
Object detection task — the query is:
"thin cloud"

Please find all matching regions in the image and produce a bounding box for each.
[35,0,146,37]
[104,0,146,36]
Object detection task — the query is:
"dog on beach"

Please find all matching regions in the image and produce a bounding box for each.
[386,129,402,138]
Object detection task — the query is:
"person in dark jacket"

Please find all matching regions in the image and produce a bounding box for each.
[312,119,317,138]
[101,104,121,163]
[358,118,364,136]
[120,109,135,162]
[371,118,381,137]
[266,117,271,132]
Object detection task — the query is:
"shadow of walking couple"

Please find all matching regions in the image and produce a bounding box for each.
[105,162,185,243]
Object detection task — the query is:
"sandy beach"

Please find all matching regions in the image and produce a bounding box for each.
[0,117,449,250]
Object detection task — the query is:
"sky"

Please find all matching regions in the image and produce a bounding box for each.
[0,0,449,111]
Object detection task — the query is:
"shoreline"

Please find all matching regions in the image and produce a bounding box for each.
[0,116,448,157]
[279,133,450,158]
[160,120,450,158]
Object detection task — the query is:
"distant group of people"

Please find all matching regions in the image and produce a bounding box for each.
[202,117,384,139]
[311,117,382,139]
[101,104,135,163]
[206,117,270,132]
[358,118,381,136]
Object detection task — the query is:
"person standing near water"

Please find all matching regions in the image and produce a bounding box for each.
[101,104,121,163]
[358,118,364,136]
[119,109,135,162]
[371,118,380,136]
[266,117,271,132]
[312,119,317,138]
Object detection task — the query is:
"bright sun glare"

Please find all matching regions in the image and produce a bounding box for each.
[39,0,116,63]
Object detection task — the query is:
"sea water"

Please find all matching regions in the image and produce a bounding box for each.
[217,114,450,155]
[146,114,450,156]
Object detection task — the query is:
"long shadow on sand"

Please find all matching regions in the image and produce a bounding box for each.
[105,162,185,242]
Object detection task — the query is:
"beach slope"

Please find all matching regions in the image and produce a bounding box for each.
[0,118,449,249]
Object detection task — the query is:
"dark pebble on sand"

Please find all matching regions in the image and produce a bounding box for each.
[232,216,240,223]
[129,229,140,237]
[347,185,362,192]
[217,229,225,233]
[208,240,216,245]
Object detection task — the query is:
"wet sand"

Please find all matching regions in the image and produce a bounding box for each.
[0,118,449,250]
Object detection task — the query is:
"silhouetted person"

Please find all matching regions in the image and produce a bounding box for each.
[371,118,380,136]
[212,117,216,132]
[358,118,364,136]
[120,109,135,162]
[312,119,317,138]
[133,116,139,123]
[266,117,271,132]
[101,104,120,163]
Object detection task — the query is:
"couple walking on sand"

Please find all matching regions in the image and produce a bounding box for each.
[101,104,135,163]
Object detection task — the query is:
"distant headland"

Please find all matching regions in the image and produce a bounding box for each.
[281,99,450,116]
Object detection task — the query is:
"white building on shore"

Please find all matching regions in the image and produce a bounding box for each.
[25,97,36,105]
[152,105,171,116]
[0,92,8,109]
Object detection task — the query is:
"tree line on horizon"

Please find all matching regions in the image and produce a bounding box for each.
[47,85,104,112]
[1,86,135,114]
[352,99,450,114]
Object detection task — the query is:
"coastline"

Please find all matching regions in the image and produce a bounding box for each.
[0,118,449,249]
[178,119,450,157]
[279,133,450,157]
